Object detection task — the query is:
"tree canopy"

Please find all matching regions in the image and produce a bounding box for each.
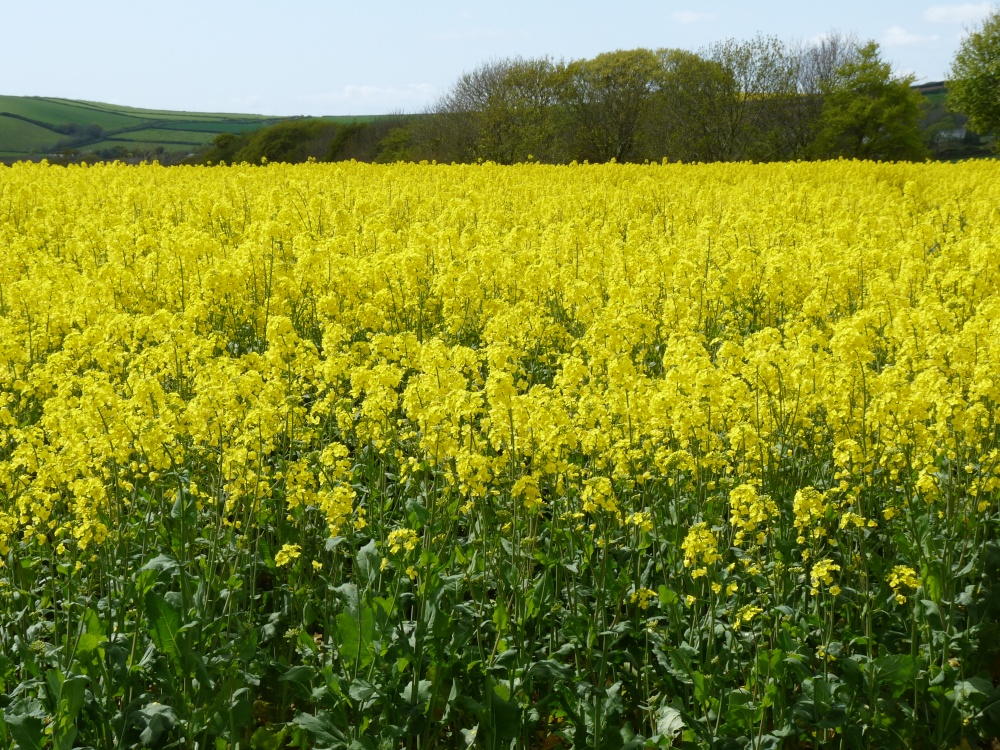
[421,36,928,165]
[812,42,927,161]
[200,35,943,167]
[947,7,1000,146]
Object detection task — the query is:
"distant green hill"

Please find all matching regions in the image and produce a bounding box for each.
[0,96,370,163]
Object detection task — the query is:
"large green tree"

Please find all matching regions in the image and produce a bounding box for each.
[702,35,800,161]
[425,56,566,164]
[947,7,1000,146]
[812,42,927,161]
[562,48,665,162]
[648,49,737,162]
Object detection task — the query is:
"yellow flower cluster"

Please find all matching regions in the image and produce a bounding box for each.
[728,483,778,547]
[809,558,842,595]
[734,604,763,629]
[682,523,721,577]
[793,487,829,544]
[275,543,302,567]
[887,565,921,604]
[0,159,997,604]
[387,528,419,555]
[630,587,657,610]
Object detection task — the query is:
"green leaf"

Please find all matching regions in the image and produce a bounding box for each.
[692,671,709,706]
[399,679,434,708]
[349,678,380,705]
[141,553,181,575]
[873,654,916,695]
[656,704,684,737]
[3,698,46,750]
[922,569,943,603]
[484,684,520,745]
[460,724,479,748]
[356,540,379,584]
[336,605,377,669]
[493,597,509,636]
[250,726,289,750]
[137,702,178,746]
[75,632,102,663]
[227,687,254,734]
[238,628,259,661]
[63,675,88,719]
[293,711,347,746]
[280,665,317,697]
[657,586,678,606]
[528,659,572,681]
[954,677,995,704]
[144,591,184,665]
[170,490,197,525]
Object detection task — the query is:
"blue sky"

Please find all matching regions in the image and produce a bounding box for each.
[1,1,995,115]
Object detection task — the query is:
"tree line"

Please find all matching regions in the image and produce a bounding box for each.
[202,22,1000,167]
[412,34,931,164]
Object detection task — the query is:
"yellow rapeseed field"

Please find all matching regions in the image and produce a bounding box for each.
[0,160,998,749]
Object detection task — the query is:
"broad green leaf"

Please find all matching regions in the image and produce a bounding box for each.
[356,539,379,583]
[75,632,102,662]
[144,591,183,664]
[874,654,916,694]
[3,698,46,750]
[657,586,678,606]
[293,711,347,746]
[137,702,178,746]
[922,571,942,602]
[461,724,479,748]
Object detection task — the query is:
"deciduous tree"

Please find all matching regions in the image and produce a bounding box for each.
[812,42,927,161]
[947,7,1000,146]
[562,48,665,162]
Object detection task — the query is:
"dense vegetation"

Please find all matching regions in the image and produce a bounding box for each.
[947,8,1000,147]
[201,116,415,165]
[1,160,1000,749]
[202,36,995,168]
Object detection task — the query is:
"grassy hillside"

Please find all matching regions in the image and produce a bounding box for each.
[0,96,369,163]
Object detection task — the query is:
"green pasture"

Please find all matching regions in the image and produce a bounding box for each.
[0,115,58,151]
[0,95,288,160]
[104,128,219,145]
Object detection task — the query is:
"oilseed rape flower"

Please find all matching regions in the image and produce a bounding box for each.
[734,604,763,629]
[624,511,654,534]
[387,528,419,555]
[887,565,921,604]
[275,544,302,568]
[630,587,657,610]
[793,487,829,544]
[728,483,778,546]
[682,523,721,575]
[809,559,841,595]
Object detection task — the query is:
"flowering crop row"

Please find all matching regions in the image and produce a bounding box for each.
[0,160,998,749]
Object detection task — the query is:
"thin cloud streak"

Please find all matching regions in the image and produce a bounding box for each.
[923,3,991,24]
[883,25,940,46]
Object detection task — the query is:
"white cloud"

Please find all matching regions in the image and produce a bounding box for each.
[670,11,718,24]
[883,26,939,46]
[923,3,991,24]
